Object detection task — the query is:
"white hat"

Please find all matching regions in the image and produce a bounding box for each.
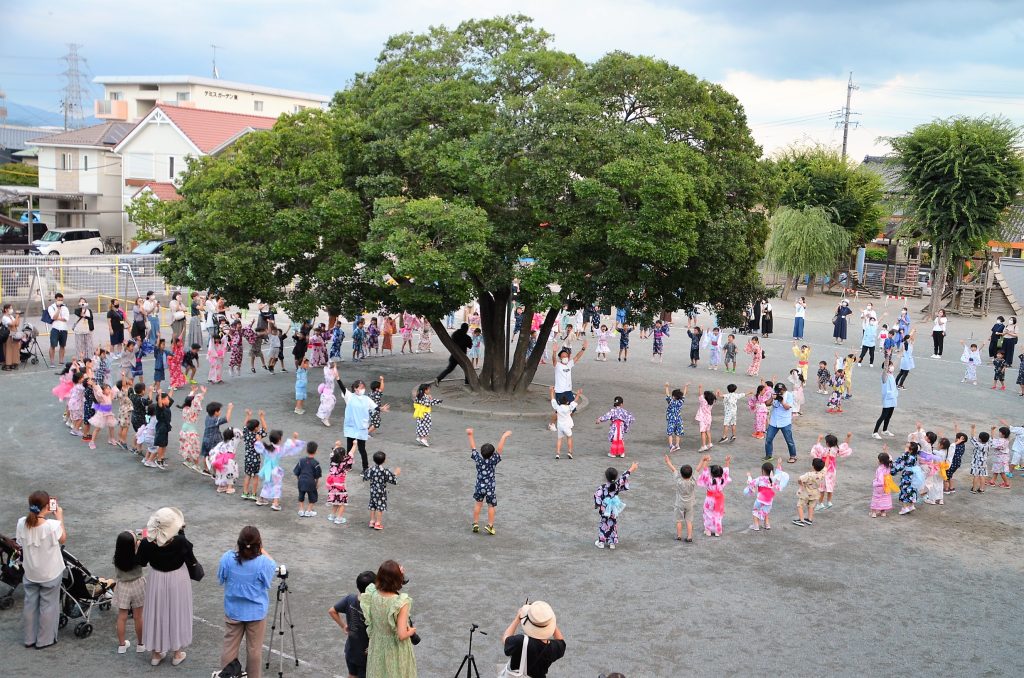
[146,507,184,547]
[521,601,556,640]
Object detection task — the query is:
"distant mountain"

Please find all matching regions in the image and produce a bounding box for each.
[5,101,100,128]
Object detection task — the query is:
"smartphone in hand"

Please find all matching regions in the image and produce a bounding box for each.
[49,498,58,512]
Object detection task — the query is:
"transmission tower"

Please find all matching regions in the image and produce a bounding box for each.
[60,43,91,130]
[0,86,7,126]
[830,72,860,160]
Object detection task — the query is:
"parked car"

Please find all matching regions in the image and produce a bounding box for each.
[117,238,175,275]
[918,271,932,296]
[0,222,47,251]
[30,228,104,256]
[19,210,42,223]
[129,238,176,255]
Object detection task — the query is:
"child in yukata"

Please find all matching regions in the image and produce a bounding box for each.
[325,441,355,524]
[791,342,811,382]
[744,336,763,376]
[664,383,688,452]
[210,428,241,494]
[594,462,638,549]
[467,428,512,535]
[795,457,826,525]
[745,461,782,531]
[596,397,636,458]
[827,370,846,413]
[363,451,401,530]
[706,328,722,370]
[596,325,611,361]
[697,454,731,537]
[811,432,854,508]
[870,451,893,518]
[816,360,831,395]
[651,320,670,363]
[256,432,305,510]
[959,340,985,385]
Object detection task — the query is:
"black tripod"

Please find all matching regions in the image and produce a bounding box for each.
[454,624,486,678]
[264,577,299,677]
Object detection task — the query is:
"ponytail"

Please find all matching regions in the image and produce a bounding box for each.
[235,525,263,564]
[26,490,49,529]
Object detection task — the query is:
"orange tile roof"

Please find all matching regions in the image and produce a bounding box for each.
[155,105,277,154]
[134,182,182,202]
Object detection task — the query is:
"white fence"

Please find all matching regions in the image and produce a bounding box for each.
[0,254,168,311]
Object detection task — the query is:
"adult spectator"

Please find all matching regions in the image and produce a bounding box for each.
[217,526,277,678]
[760,300,774,337]
[168,291,187,341]
[329,570,375,678]
[931,310,948,358]
[15,490,66,649]
[130,296,147,343]
[548,341,587,431]
[338,377,388,472]
[106,298,125,357]
[792,297,806,339]
[361,560,417,678]
[989,315,1006,360]
[204,292,218,338]
[143,291,160,344]
[872,364,899,439]
[45,293,71,364]
[831,300,853,344]
[435,323,473,385]
[187,291,205,349]
[501,600,566,678]
[137,507,196,667]
[2,304,20,371]
[763,383,798,463]
[71,297,95,360]
[1001,316,1018,367]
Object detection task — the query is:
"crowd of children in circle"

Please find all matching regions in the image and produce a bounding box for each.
[42,289,1024,555]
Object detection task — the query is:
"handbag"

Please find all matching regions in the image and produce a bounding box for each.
[186,553,205,582]
[40,306,53,324]
[497,634,530,678]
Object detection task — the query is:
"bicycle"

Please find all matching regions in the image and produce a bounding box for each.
[102,236,123,254]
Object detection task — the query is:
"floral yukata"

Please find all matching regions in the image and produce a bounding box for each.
[594,470,631,546]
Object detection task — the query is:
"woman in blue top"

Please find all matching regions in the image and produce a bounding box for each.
[218,526,276,678]
[338,377,389,473]
[872,364,899,438]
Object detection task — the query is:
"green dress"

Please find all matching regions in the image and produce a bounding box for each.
[361,586,417,678]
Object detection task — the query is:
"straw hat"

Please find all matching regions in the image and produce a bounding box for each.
[520,601,556,640]
[146,507,184,546]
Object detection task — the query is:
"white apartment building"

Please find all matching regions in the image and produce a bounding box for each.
[94,75,330,122]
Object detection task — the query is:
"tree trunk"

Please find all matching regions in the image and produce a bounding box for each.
[779,274,794,301]
[806,273,817,297]
[928,247,952,318]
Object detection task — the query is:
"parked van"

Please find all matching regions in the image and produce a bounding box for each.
[31,228,104,256]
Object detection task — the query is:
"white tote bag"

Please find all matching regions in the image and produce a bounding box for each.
[497,634,530,678]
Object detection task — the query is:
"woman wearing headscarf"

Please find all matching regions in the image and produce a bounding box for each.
[136,507,197,667]
[15,491,66,648]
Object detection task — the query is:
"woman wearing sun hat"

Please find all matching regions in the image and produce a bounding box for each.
[501,600,566,677]
[136,507,197,668]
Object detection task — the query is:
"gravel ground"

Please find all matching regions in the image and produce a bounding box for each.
[1,296,1021,677]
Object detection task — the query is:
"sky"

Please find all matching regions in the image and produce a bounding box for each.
[3,0,1024,162]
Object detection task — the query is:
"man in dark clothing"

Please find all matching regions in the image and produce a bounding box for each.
[328,571,375,678]
[436,323,474,384]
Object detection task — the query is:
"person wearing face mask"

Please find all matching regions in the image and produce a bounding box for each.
[832,300,853,345]
[107,298,126,358]
[143,291,160,345]
[46,292,71,365]
[72,297,95,360]
[547,341,588,432]
[337,376,390,472]
[872,363,899,439]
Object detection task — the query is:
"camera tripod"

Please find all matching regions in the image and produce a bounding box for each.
[264,577,299,677]
[454,623,486,678]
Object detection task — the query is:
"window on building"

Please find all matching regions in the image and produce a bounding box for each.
[109,91,123,101]
[292,104,306,113]
[168,156,175,178]
[83,155,89,172]
[254,100,264,112]
[140,84,158,91]
[176,91,190,102]
[61,153,73,171]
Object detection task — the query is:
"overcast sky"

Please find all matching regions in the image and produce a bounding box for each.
[4,0,1023,161]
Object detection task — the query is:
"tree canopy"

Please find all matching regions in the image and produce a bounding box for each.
[888,116,1024,315]
[158,15,773,393]
[765,206,852,283]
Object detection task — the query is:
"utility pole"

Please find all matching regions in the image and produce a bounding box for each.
[211,44,222,79]
[833,72,860,160]
[60,43,90,130]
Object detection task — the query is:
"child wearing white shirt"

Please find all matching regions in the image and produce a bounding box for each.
[550,386,581,460]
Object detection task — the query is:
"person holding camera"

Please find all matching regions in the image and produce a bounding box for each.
[46,292,71,364]
[15,491,66,649]
[501,600,566,678]
[136,507,196,667]
[217,526,277,678]
[361,560,417,677]
[329,570,376,678]
[763,383,798,463]
[1,303,20,370]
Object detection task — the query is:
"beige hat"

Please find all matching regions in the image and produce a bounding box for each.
[521,601,556,640]
[146,507,184,547]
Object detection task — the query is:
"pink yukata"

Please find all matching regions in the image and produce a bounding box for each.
[870,465,893,512]
[178,391,204,468]
[695,398,713,434]
[746,474,780,521]
[811,441,853,493]
[748,389,771,436]
[697,466,731,536]
[316,368,337,421]
[207,340,226,382]
[744,339,763,376]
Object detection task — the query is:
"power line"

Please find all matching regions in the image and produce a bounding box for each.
[830,72,859,160]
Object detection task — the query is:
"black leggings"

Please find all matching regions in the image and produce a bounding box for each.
[347,437,368,472]
[894,369,910,387]
[932,331,945,356]
[873,406,895,433]
[858,345,875,364]
[436,355,469,384]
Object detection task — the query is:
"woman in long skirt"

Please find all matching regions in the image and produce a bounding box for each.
[187,292,205,349]
[137,508,194,667]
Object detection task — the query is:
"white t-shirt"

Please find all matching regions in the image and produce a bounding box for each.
[204,299,217,328]
[15,517,65,583]
[47,303,70,331]
[794,303,805,319]
[551,399,577,431]
[932,316,947,333]
[553,359,575,392]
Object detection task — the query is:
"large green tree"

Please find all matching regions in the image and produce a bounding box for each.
[765,206,852,299]
[159,16,772,394]
[888,117,1024,316]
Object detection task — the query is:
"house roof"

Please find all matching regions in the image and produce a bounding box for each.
[116,105,277,155]
[1,125,61,151]
[29,121,135,148]
[133,182,182,202]
[858,155,903,193]
[94,75,330,104]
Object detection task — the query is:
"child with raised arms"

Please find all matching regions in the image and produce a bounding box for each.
[811,432,853,509]
[665,455,704,542]
[596,396,636,458]
[594,461,639,549]
[869,450,893,518]
[694,385,720,452]
[664,383,689,452]
[697,454,731,537]
[467,428,512,535]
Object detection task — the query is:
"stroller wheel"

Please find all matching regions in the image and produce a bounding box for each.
[0,594,13,610]
[99,601,111,611]
[30,357,38,365]
[74,621,93,638]
[58,613,68,629]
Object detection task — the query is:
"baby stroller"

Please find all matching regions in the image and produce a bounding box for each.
[0,533,23,610]
[18,322,40,365]
[59,548,116,639]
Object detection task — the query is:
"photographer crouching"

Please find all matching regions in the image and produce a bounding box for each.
[763,382,798,463]
[217,526,277,678]
[501,601,565,678]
